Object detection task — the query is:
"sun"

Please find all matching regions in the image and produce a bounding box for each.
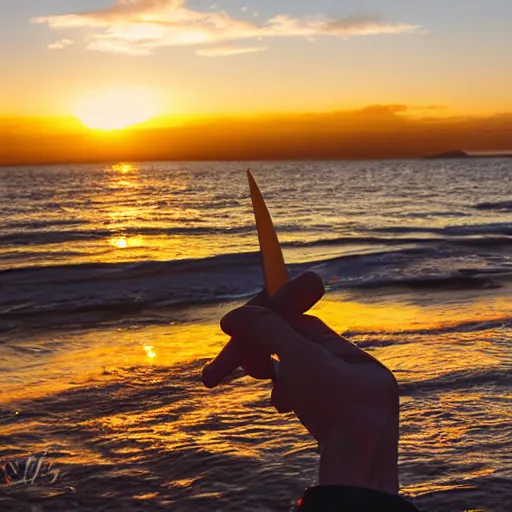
[72,87,158,130]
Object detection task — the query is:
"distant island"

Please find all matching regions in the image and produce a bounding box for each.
[425,149,512,159]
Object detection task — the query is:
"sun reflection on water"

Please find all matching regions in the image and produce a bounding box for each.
[106,163,140,189]
[111,163,137,174]
[144,344,157,359]
[110,235,144,249]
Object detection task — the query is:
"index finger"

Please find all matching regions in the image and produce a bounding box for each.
[201,272,324,388]
[220,306,320,364]
[201,289,268,389]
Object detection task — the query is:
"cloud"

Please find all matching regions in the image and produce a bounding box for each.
[47,38,75,50]
[417,104,446,111]
[324,13,418,35]
[87,39,153,56]
[31,0,422,56]
[196,45,267,57]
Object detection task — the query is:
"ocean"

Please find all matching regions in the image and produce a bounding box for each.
[0,160,511,511]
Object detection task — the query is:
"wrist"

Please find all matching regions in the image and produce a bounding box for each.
[318,439,398,495]
[298,486,418,511]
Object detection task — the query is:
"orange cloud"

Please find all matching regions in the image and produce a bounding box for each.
[2,107,512,166]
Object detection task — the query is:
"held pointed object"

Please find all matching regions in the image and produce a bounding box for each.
[247,169,289,297]
[201,169,289,388]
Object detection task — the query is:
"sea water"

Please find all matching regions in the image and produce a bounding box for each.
[0,160,511,510]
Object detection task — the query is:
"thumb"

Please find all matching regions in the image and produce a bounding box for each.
[220,306,315,364]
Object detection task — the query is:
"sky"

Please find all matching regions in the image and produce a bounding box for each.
[1,0,512,163]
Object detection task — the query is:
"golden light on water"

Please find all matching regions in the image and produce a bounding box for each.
[311,293,512,336]
[72,88,158,130]
[112,163,136,174]
[2,289,510,509]
[143,344,156,359]
[110,235,144,250]
[111,236,128,249]
[103,163,147,253]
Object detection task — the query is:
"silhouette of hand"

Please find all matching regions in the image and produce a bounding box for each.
[203,272,399,494]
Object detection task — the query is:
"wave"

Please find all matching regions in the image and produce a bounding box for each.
[285,234,512,249]
[1,244,511,331]
[346,316,512,341]
[344,273,506,291]
[3,219,89,230]
[475,200,512,212]
[371,222,512,237]
[400,367,512,395]
[0,223,321,247]
[3,223,511,250]
[0,226,253,246]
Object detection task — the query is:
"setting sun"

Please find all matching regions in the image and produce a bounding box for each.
[72,88,158,130]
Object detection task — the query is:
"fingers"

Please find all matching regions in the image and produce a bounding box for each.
[222,306,341,418]
[241,272,325,379]
[271,271,325,318]
[201,289,268,388]
[269,316,368,413]
[202,272,324,388]
[271,382,293,413]
[292,315,387,368]
[220,306,319,363]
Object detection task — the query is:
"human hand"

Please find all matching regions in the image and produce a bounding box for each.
[203,272,400,495]
[202,272,324,386]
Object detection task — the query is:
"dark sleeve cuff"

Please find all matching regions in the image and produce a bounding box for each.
[297,485,419,511]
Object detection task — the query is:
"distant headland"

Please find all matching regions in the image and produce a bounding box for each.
[425,149,512,159]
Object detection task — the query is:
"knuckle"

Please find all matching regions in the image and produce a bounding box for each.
[300,314,324,329]
[304,271,325,291]
[248,305,276,324]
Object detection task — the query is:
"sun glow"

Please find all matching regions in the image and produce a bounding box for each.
[72,88,158,130]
